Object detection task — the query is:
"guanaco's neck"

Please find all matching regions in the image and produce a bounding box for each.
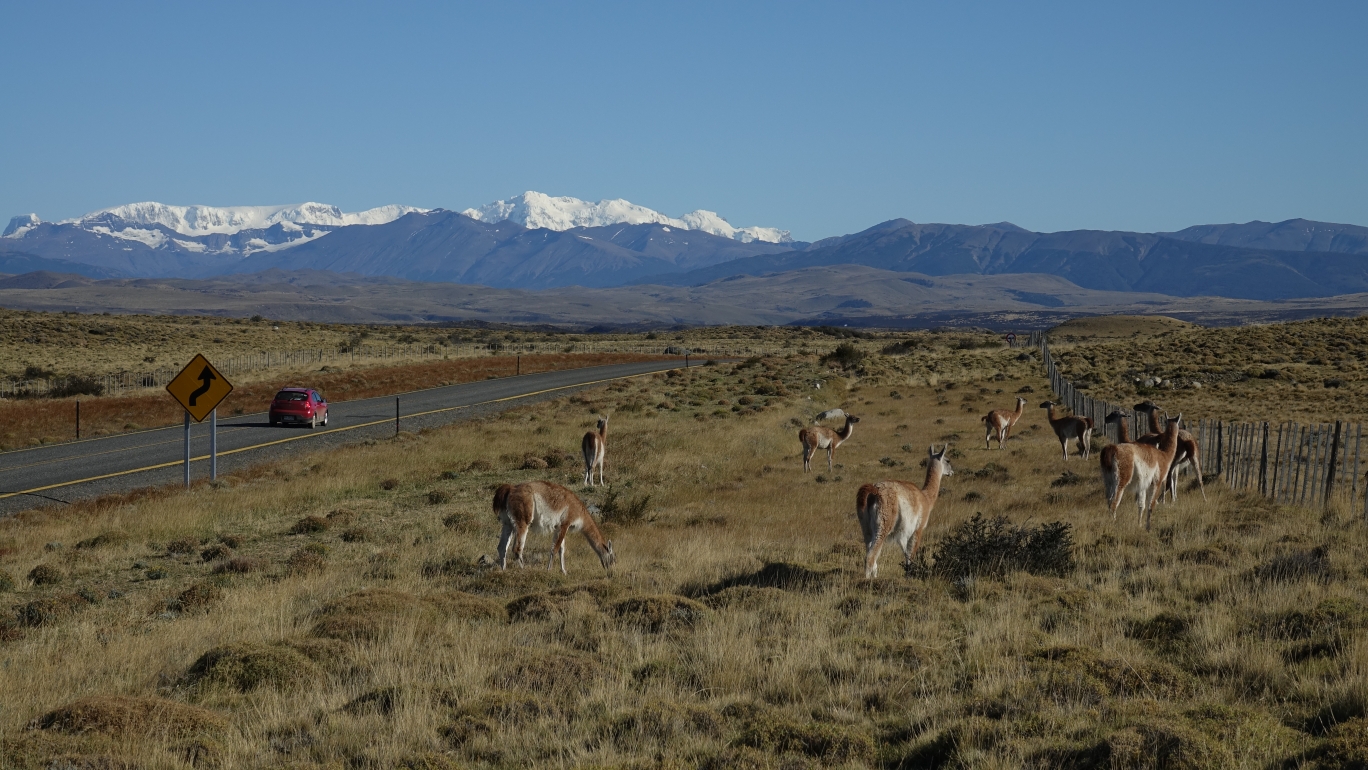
[1160,423,1181,457]
[579,513,610,553]
[1012,400,1025,419]
[1114,418,1131,444]
[922,462,945,506]
[1144,410,1162,435]
[837,419,855,440]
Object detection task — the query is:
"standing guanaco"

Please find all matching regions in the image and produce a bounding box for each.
[981,397,1027,450]
[494,481,615,574]
[1041,401,1093,460]
[582,415,608,487]
[1100,412,1182,530]
[855,445,953,578]
[1133,401,1206,502]
[799,414,860,473]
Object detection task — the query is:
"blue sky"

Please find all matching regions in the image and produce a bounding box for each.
[2,1,1364,241]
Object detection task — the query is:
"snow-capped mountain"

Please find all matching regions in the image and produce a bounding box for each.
[58,201,427,237]
[462,191,792,244]
[3,201,428,265]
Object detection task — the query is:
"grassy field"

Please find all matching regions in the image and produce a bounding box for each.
[1049,315,1368,423]
[1,320,1368,768]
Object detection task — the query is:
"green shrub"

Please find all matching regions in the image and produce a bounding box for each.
[821,343,866,370]
[931,514,1075,578]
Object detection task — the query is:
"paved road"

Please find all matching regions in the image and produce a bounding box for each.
[0,359,685,515]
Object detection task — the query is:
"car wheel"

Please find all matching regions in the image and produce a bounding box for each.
[309,414,317,429]
[270,417,278,427]
[322,410,329,426]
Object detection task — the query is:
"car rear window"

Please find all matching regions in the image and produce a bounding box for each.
[274,391,309,402]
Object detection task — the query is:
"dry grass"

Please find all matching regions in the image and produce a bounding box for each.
[1,323,1366,767]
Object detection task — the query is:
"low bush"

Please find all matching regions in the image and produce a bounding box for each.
[821,343,866,370]
[931,514,1075,578]
[185,642,320,692]
[29,694,225,739]
[598,486,653,525]
[288,515,329,535]
[27,563,63,586]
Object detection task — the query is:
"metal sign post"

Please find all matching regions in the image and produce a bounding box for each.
[166,354,234,488]
[183,412,191,488]
[210,408,218,481]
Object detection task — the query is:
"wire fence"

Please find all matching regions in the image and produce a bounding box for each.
[1041,336,1364,515]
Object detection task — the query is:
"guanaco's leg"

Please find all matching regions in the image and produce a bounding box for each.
[497,520,516,569]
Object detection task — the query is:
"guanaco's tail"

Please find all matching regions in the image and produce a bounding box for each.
[492,483,514,515]
[1100,446,1120,506]
[855,484,881,542]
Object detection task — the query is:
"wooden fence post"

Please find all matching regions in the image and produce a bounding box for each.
[1259,422,1269,496]
[1326,421,1343,509]
[1216,422,1224,478]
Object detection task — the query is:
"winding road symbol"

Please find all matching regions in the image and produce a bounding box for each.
[188,367,216,407]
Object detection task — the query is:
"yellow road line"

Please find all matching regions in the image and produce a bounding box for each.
[0,425,259,473]
[0,369,662,501]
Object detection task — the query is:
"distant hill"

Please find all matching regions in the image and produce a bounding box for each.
[1164,218,1368,253]
[642,219,1368,300]
[3,266,1367,329]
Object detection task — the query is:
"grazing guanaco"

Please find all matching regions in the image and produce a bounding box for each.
[1041,401,1093,460]
[855,445,954,578]
[981,396,1027,450]
[582,415,608,487]
[493,481,615,574]
[799,414,860,472]
[1100,412,1182,530]
[1133,401,1206,502]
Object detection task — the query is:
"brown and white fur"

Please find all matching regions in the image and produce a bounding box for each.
[855,445,953,578]
[494,481,615,574]
[981,396,1027,450]
[1133,401,1206,502]
[1100,412,1182,530]
[581,415,608,486]
[1041,401,1094,460]
[799,414,860,472]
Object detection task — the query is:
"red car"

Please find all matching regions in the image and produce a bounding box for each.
[269,387,329,428]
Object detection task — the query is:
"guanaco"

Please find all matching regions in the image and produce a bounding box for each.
[981,396,1027,450]
[1041,401,1093,460]
[494,481,615,574]
[799,414,860,473]
[582,415,608,487]
[1133,401,1206,501]
[1100,412,1182,530]
[855,445,953,578]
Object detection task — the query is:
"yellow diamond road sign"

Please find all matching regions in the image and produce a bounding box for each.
[166,354,234,422]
